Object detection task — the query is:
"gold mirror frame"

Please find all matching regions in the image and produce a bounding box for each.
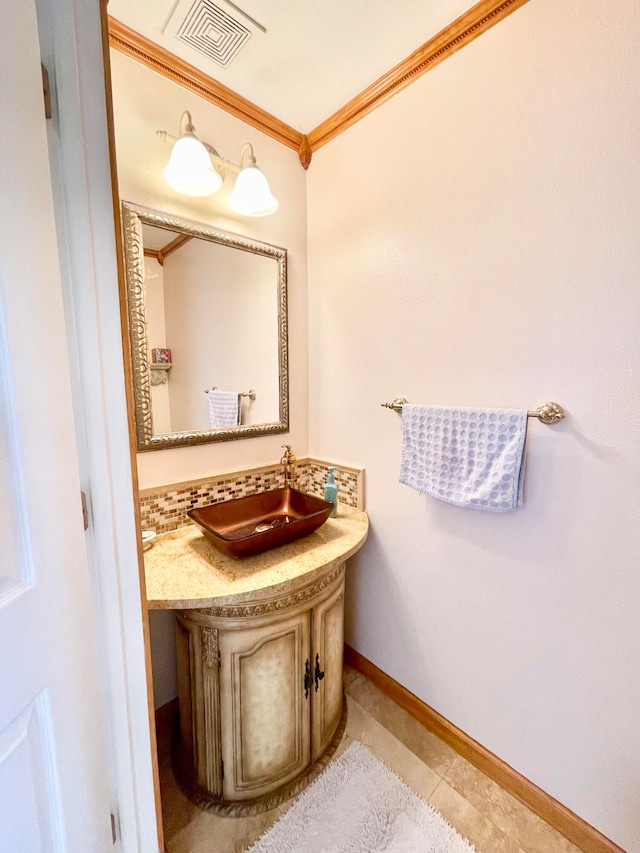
[121,202,289,451]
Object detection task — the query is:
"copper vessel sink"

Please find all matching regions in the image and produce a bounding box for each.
[187,488,335,558]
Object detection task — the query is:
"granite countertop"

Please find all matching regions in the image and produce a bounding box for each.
[144,505,369,609]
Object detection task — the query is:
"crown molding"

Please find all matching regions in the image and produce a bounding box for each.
[107,17,309,166]
[307,0,530,152]
[109,0,530,170]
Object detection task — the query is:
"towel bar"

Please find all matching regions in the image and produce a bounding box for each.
[205,387,256,400]
[381,398,564,425]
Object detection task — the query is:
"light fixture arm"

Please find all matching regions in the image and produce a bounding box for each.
[157,129,224,164]
[156,114,248,176]
[179,110,196,136]
[156,121,256,175]
[239,143,257,168]
[210,151,242,176]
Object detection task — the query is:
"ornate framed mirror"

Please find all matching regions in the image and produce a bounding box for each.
[121,202,288,451]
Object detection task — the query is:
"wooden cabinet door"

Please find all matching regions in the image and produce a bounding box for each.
[311,577,345,761]
[219,611,311,801]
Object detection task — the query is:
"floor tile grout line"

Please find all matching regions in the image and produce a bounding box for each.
[344,694,447,805]
[438,753,572,853]
[427,775,446,802]
[344,679,458,780]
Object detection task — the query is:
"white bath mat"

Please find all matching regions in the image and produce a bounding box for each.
[247,740,475,853]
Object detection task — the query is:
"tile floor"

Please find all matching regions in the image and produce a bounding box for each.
[158,665,583,853]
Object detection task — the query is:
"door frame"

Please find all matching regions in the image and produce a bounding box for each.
[35,0,160,849]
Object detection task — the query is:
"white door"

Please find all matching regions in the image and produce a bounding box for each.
[0,1,113,850]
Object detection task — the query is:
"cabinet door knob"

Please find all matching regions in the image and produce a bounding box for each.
[304,658,312,698]
[314,653,325,691]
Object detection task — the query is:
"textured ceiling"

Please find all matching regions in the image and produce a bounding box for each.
[108,0,473,131]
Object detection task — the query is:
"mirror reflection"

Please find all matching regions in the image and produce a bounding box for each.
[122,203,288,450]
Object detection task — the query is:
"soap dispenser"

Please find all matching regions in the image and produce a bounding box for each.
[324,466,338,518]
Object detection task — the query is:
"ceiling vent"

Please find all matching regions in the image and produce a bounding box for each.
[163,0,264,68]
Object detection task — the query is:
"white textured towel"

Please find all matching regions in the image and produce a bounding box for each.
[208,390,240,428]
[399,404,528,512]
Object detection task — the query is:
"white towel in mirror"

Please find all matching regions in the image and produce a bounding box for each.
[208,390,241,428]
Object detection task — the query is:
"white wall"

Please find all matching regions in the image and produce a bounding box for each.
[163,239,279,430]
[307,1,640,849]
[110,50,308,488]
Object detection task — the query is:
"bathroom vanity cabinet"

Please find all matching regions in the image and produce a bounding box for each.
[143,506,368,813]
[174,564,345,810]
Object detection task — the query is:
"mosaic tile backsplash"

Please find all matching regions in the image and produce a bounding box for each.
[139,459,363,534]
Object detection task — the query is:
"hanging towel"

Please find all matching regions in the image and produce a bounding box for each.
[208,390,241,428]
[399,404,528,512]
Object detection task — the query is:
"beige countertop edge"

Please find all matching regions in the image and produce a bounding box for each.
[144,507,369,610]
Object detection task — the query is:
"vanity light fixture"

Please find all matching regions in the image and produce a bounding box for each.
[157,111,278,217]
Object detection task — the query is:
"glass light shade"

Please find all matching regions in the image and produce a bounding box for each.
[162,135,223,197]
[228,166,279,217]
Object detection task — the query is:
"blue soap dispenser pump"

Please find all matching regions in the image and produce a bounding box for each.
[324,466,338,518]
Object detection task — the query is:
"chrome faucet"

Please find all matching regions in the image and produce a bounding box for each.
[280,444,296,489]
